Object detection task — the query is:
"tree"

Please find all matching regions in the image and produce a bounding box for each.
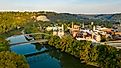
[0,37,9,52]
[0,51,29,68]
[48,36,60,48]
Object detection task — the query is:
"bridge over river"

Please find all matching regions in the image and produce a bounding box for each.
[9,39,49,58]
[8,32,52,45]
[10,39,48,46]
[8,33,49,57]
[24,50,49,57]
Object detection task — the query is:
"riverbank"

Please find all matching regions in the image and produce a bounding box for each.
[0,28,23,38]
[48,35,121,68]
[0,36,29,68]
[50,46,98,68]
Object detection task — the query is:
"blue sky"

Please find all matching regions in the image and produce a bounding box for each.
[0,0,121,14]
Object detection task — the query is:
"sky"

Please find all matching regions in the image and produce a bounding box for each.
[0,0,121,14]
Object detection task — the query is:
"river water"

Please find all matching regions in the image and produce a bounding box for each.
[7,35,97,68]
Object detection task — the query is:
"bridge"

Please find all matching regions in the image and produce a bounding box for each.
[10,39,48,46]
[12,32,52,38]
[9,32,52,46]
[23,32,51,36]
[24,50,49,57]
[8,32,51,59]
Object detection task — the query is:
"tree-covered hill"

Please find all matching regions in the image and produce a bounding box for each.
[0,11,121,34]
[44,12,121,22]
[0,12,34,34]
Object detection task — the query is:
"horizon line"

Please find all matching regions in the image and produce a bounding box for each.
[0,10,121,15]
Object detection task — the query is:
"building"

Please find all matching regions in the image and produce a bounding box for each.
[46,27,53,31]
[46,24,64,37]
[69,22,81,37]
[70,22,102,42]
[76,30,101,42]
[53,24,64,37]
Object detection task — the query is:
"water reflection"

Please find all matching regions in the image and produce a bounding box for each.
[27,53,61,68]
[8,35,97,68]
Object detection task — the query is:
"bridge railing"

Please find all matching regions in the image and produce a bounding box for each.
[23,32,52,40]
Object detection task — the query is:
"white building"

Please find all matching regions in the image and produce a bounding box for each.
[46,24,64,37]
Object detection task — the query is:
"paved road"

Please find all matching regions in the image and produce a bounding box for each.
[100,40,121,49]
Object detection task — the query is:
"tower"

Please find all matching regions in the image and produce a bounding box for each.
[93,25,95,31]
[118,20,121,26]
[53,25,58,36]
[91,22,94,25]
[91,22,94,31]
[58,24,64,37]
[82,23,84,28]
[72,22,74,29]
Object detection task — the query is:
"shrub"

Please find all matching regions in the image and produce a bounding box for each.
[0,51,29,68]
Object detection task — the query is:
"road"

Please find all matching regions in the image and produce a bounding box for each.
[100,40,121,49]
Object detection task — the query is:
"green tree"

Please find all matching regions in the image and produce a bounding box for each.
[0,51,29,68]
[0,38,9,52]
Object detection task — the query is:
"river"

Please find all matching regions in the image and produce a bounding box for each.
[7,35,97,68]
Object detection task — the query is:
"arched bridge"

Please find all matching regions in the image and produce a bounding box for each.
[23,32,51,36]
[13,32,52,37]
[10,32,52,46]
[10,39,48,46]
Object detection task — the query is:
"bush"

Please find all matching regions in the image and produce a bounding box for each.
[0,51,29,68]
[0,38,9,52]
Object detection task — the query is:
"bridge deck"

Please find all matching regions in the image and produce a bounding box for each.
[10,39,48,46]
[24,50,49,57]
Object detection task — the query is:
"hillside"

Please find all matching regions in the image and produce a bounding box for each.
[44,12,121,22]
[0,11,121,34]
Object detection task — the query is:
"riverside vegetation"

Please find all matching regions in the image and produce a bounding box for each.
[0,38,29,68]
[48,35,121,68]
